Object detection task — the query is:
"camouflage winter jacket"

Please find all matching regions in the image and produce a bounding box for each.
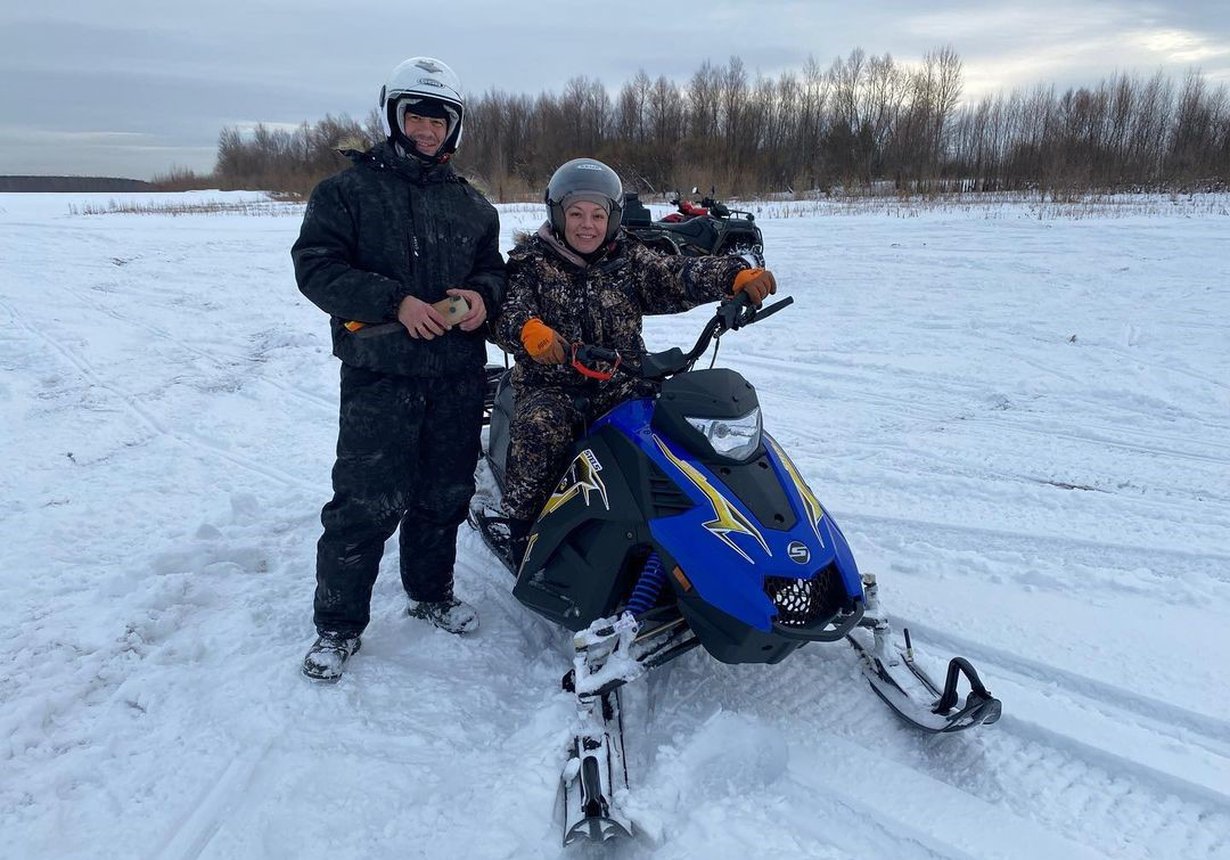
[492,224,748,390]
[292,140,505,377]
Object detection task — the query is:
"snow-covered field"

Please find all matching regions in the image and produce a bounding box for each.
[2,189,1228,859]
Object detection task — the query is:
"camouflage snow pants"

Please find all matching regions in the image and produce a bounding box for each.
[501,377,648,521]
[313,364,485,636]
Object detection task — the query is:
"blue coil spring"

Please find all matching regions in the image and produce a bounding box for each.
[625,552,667,617]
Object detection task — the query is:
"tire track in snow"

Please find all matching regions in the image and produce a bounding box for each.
[636,653,1087,859]
[666,642,1230,860]
[741,352,1230,466]
[959,409,1230,471]
[846,510,1230,588]
[901,617,1230,750]
[783,735,1108,860]
[780,383,1230,473]
[73,287,338,415]
[4,302,317,492]
[145,740,275,860]
[890,622,1230,838]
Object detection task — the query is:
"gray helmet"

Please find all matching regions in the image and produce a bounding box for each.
[545,158,624,245]
[380,57,465,157]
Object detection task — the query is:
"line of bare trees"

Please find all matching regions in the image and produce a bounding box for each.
[183,47,1229,199]
[202,114,383,197]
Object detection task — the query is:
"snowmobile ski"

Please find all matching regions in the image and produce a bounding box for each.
[558,615,640,844]
[560,688,632,845]
[846,574,1001,733]
[847,632,1001,732]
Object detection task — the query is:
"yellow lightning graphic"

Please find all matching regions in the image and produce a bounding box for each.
[540,449,609,517]
[518,533,540,574]
[768,437,826,548]
[653,435,769,563]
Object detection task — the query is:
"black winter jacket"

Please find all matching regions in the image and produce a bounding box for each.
[292,141,505,377]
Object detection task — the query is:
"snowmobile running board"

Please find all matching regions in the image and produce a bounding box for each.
[846,630,1002,733]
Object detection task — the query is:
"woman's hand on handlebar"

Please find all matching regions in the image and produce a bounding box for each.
[731,268,777,305]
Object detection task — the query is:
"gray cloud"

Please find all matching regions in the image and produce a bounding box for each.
[2,0,1227,179]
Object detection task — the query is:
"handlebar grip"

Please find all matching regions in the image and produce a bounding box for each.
[757,296,794,318]
[571,345,623,381]
[575,345,620,363]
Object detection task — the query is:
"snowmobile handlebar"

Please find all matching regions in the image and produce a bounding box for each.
[570,343,622,381]
[570,292,793,382]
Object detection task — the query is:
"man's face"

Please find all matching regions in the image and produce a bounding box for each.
[563,201,608,254]
[403,113,447,156]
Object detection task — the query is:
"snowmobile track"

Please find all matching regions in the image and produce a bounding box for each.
[903,618,1230,746]
[671,638,1230,860]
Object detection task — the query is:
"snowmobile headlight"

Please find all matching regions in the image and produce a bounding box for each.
[685,407,762,461]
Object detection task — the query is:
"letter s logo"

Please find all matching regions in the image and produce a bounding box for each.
[787,541,810,565]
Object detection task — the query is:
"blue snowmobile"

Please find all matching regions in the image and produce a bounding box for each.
[472,292,1001,845]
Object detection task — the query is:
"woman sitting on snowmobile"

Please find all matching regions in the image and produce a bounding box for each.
[484,157,777,567]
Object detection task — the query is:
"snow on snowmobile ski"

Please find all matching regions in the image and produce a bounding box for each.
[471,292,1002,845]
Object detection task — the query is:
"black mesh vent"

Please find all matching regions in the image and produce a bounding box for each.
[765,564,845,627]
[648,467,694,517]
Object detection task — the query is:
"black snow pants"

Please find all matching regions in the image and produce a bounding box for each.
[313,363,486,635]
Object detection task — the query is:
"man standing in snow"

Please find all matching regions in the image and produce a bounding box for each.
[292,57,505,681]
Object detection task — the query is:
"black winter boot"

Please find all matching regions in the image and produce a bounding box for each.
[301,632,362,682]
[406,598,479,635]
[506,517,532,570]
[474,510,533,575]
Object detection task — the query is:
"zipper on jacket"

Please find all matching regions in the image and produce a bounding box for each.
[579,270,596,345]
[407,190,421,297]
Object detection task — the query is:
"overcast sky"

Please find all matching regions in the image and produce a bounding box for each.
[2,0,1227,180]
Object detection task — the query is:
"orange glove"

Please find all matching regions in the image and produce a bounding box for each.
[521,318,566,365]
[732,268,777,305]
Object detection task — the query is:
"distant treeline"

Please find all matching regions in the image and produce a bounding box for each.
[167,47,1228,199]
[1,176,153,192]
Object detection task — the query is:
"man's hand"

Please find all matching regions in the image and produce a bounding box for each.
[398,295,451,340]
[447,287,487,331]
[731,268,777,305]
[521,318,566,365]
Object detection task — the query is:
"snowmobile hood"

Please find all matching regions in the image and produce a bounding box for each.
[593,400,862,632]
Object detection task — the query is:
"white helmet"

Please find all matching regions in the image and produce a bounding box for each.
[380,57,465,156]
